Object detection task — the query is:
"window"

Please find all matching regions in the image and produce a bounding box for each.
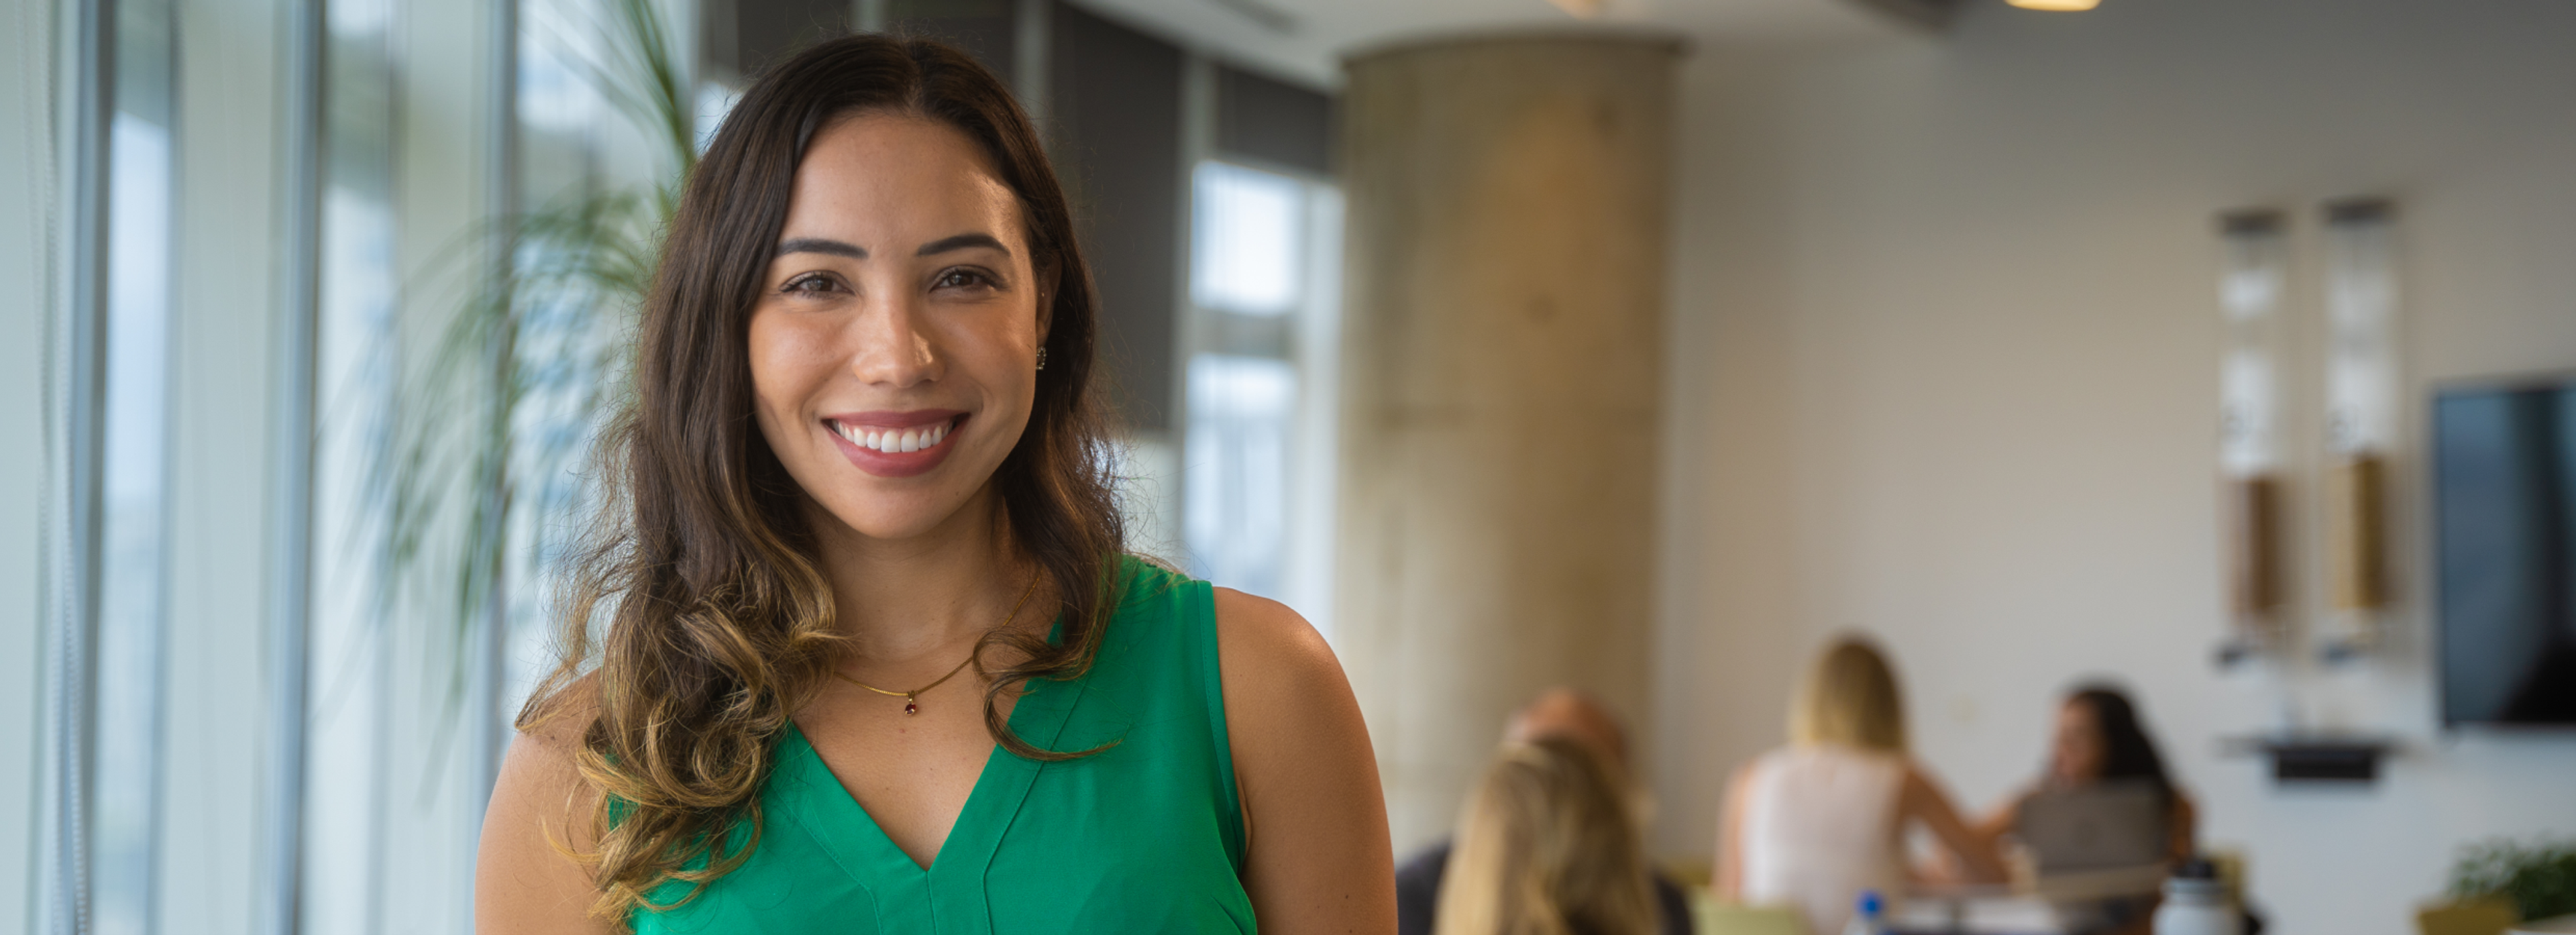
[294,0,401,926]
[1186,355,1297,597]
[1192,162,1306,317]
[91,1,178,931]
[1182,160,1341,635]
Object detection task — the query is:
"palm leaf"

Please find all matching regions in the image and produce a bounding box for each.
[372,0,694,758]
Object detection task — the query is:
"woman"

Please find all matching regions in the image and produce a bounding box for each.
[473,35,1395,933]
[1436,738,1660,935]
[1717,637,2004,935]
[1974,686,2197,935]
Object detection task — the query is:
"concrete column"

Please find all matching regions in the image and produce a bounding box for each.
[1334,34,1680,852]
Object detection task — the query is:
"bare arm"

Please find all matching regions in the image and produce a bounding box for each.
[1969,789,2027,857]
[1216,588,1397,935]
[1898,763,2006,885]
[2167,792,2198,864]
[1716,763,1752,901]
[475,702,615,935]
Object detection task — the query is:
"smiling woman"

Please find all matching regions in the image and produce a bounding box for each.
[471,35,1395,934]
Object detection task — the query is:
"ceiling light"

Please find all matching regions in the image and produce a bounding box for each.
[2007,0,2099,9]
[1546,0,1608,18]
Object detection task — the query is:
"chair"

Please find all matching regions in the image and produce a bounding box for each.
[1693,888,1810,935]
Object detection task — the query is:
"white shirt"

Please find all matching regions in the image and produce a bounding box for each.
[1739,743,1909,935]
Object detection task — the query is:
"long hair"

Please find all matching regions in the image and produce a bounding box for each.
[517,34,1126,923]
[2065,685,2174,801]
[1789,637,1907,753]
[1436,738,1660,935]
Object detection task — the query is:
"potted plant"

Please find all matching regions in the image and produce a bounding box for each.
[2424,838,2576,935]
[378,0,692,712]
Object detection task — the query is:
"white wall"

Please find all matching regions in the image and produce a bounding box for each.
[1651,2,2576,932]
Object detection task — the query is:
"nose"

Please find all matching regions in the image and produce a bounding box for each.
[845,287,943,388]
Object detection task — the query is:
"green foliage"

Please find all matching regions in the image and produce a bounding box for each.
[2449,837,2576,922]
[376,0,692,720]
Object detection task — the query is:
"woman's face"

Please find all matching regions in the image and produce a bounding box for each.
[2049,698,2106,785]
[748,112,1046,543]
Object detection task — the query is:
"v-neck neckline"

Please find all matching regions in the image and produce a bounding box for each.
[775,658,1089,885]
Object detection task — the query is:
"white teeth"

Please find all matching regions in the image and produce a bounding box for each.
[839,418,957,453]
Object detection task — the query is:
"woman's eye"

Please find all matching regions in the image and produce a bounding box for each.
[783,274,841,295]
[935,269,996,290]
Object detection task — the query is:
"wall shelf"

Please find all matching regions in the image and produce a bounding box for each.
[2220,734,2398,783]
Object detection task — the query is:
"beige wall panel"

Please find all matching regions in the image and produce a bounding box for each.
[1336,35,1678,853]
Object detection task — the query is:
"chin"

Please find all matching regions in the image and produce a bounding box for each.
[810,482,989,543]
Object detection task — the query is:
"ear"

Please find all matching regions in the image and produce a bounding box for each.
[1034,260,1060,346]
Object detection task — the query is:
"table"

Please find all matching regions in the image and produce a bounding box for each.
[1891,866,2169,935]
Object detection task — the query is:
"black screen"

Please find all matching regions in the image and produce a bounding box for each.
[2436,380,2576,726]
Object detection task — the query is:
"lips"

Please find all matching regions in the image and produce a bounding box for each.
[822,410,967,478]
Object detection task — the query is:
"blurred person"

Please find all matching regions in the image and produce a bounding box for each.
[1717,637,2004,934]
[1398,689,1695,935]
[1973,685,2198,935]
[474,34,1394,934]
[1436,737,1663,935]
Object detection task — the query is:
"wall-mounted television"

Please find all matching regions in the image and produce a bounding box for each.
[2435,374,2576,727]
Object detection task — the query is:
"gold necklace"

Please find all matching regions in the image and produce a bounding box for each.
[831,576,1039,716]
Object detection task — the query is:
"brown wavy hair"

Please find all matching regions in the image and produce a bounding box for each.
[517,34,1126,924]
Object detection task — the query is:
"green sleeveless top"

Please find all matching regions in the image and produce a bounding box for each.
[631,557,1254,934]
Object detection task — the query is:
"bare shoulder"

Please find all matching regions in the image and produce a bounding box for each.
[519,673,600,753]
[504,673,603,802]
[1210,587,1344,694]
[1208,587,1396,934]
[478,673,614,934]
[1208,586,1359,776]
[1209,586,1363,772]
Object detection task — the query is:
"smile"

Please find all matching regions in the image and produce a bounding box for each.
[830,417,957,453]
[822,411,969,479]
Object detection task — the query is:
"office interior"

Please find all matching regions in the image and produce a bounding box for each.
[5,0,2575,932]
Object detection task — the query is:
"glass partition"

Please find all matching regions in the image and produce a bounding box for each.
[92,0,178,930]
[296,0,402,926]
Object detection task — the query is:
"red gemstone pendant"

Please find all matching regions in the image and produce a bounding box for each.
[904,701,919,716]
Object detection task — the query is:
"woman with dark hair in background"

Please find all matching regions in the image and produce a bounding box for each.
[1975,685,2198,935]
[472,34,1393,934]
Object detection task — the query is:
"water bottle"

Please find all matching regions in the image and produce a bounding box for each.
[2153,859,2241,935]
[1842,889,1888,935]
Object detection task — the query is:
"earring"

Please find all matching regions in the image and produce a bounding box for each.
[1036,346,1049,371]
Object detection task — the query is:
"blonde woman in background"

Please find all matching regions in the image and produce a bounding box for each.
[1437,737,1660,935]
[1717,637,2005,934]
[1399,689,1695,935]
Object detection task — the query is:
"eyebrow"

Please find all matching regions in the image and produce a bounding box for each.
[916,233,1010,257]
[776,237,866,259]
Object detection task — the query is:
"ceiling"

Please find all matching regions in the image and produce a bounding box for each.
[1065,0,1923,87]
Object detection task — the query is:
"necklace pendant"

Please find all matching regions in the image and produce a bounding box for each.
[903,700,919,716]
